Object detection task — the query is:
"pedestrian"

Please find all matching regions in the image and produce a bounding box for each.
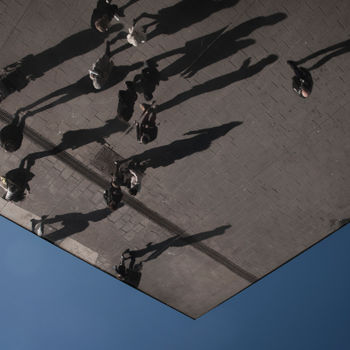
[103,179,123,210]
[136,102,158,144]
[117,81,137,122]
[0,169,28,202]
[89,41,114,90]
[134,62,160,101]
[126,22,147,47]
[113,160,140,196]
[114,248,143,287]
[31,216,47,237]
[91,0,123,33]
[114,248,132,280]
[287,60,313,98]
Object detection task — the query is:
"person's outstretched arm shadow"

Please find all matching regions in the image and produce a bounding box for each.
[131,121,242,171]
[17,62,143,117]
[18,117,127,183]
[3,166,34,199]
[129,225,231,263]
[183,12,287,78]
[294,39,350,71]
[33,208,111,242]
[157,54,278,113]
[158,27,234,80]
[19,24,123,81]
[147,12,285,81]
[17,76,93,116]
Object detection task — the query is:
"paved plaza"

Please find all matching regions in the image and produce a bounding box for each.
[0,0,349,318]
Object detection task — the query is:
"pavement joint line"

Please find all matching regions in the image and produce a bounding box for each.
[0,107,257,283]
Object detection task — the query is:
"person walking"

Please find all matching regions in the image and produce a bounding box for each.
[114,248,143,287]
[89,41,114,90]
[136,102,158,144]
[0,169,29,202]
[113,160,140,196]
[133,62,160,101]
[126,21,147,47]
[91,0,123,32]
[114,249,132,279]
[117,81,137,122]
[287,60,313,98]
[103,179,123,210]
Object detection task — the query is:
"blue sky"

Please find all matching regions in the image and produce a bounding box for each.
[1,216,349,350]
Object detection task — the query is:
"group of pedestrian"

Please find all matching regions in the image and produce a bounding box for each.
[0,0,159,204]
[0,0,325,282]
[114,248,142,286]
[89,2,161,209]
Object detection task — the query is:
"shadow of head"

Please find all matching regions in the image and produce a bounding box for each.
[0,124,23,152]
[60,117,128,150]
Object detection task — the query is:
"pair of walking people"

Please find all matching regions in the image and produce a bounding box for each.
[114,248,142,287]
[103,159,140,210]
[91,0,146,45]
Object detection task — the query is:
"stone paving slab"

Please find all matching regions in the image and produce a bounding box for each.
[0,0,350,318]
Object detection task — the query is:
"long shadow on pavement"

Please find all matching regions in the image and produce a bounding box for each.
[129,224,232,263]
[11,24,123,81]
[31,207,112,242]
[294,39,350,71]
[130,121,242,170]
[157,55,278,113]
[17,116,128,185]
[134,0,239,40]
[149,12,286,79]
[18,62,143,117]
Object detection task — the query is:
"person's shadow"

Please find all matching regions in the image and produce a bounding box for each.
[18,116,128,181]
[293,39,350,71]
[130,121,242,171]
[17,62,143,117]
[149,12,286,80]
[31,208,112,242]
[14,24,124,82]
[133,0,239,40]
[128,225,231,263]
[157,55,278,113]
[0,112,25,152]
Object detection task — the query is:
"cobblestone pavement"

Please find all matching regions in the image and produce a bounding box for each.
[0,0,350,318]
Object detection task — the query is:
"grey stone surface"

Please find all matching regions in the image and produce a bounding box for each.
[0,0,350,318]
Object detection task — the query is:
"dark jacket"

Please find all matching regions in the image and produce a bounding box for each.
[136,120,158,143]
[134,67,160,101]
[292,67,312,98]
[117,88,137,122]
[91,0,119,30]
[103,184,122,209]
